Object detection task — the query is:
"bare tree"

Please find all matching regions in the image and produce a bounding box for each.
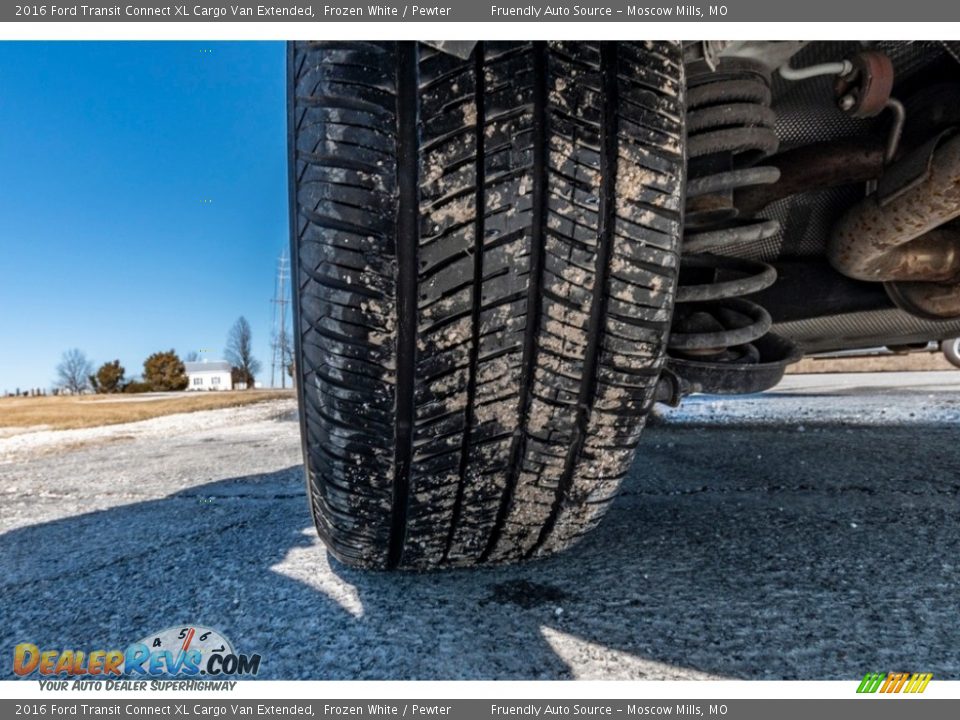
[56,349,94,395]
[225,316,261,389]
[184,351,200,362]
[277,328,293,389]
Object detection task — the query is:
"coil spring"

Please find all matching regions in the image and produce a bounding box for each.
[670,58,781,362]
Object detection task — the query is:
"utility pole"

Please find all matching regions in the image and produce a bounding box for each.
[270,250,291,389]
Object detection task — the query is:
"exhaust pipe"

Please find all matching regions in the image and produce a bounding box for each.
[828,133,960,318]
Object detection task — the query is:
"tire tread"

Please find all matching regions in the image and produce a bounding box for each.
[290,41,684,569]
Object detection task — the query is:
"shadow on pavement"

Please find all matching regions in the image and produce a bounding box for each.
[2,421,958,680]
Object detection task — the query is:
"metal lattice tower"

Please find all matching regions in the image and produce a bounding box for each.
[270,250,292,388]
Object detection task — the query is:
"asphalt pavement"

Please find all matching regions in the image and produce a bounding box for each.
[2,373,958,680]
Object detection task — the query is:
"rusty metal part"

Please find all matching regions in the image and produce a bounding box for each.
[878,128,956,205]
[687,125,780,160]
[829,133,960,319]
[865,98,906,196]
[834,51,895,118]
[686,191,739,227]
[685,58,780,230]
[685,219,781,254]
[864,226,960,282]
[670,254,777,354]
[829,134,960,282]
[688,167,780,199]
[676,255,778,303]
[670,58,799,393]
[686,61,779,163]
[664,333,801,397]
[736,138,886,217]
[886,279,960,320]
[669,297,773,354]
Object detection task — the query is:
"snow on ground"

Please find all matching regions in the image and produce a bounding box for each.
[0,398,296,463]
[658,371,960,426]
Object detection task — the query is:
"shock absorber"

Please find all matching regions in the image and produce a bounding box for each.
[663,57,800,398]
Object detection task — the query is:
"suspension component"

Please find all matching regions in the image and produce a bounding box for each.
[735,137,886,217]
[684,58,782,252]
[671,256,774,360]
[667,254,799,396]
[662,58,799,398]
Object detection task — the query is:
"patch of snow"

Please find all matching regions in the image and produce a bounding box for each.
[0,400,296,463]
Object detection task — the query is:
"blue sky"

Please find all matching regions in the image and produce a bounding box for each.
[0,41,289,392]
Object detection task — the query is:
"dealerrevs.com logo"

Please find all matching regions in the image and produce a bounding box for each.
[857,672,933,694]
[13,626,261,682]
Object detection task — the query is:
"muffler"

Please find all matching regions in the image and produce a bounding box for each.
[828,133,960,318]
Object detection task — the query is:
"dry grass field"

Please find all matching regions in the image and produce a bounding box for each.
[0,390,295,432]
[788,352,956,374]
[0,353,955,435]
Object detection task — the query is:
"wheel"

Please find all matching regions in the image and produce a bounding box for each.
[287,41,685,569]
[943,338,960,369]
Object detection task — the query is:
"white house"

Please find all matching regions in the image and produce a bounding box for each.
[184,360,233,391]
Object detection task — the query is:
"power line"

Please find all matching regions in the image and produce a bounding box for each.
[270,249,291,389]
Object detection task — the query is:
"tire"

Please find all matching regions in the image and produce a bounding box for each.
[288,41,685,569]
[944,338,960,369]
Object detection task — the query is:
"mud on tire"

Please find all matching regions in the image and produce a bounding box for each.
[288,41,685,569]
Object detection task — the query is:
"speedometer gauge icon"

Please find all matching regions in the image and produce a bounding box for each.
[133,625,234,670]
